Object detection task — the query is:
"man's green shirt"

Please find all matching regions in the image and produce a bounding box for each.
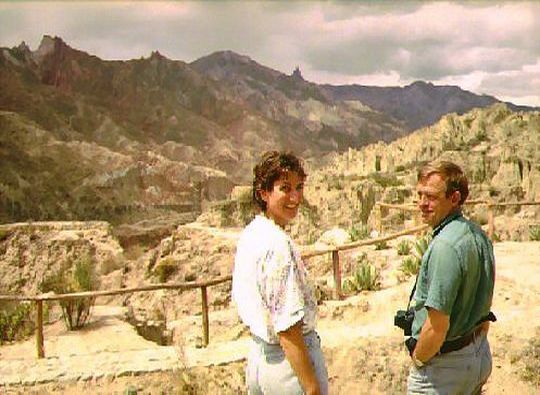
[411,211,495,341]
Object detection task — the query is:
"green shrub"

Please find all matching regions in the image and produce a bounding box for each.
[375,240,389,250]
[349,224,369,242]
[343,256,381,293]
[396,240,412,256]
[327,177,343,190]
[218,201,236,226]
[0,229,11,242]
[400,256,421,277]
[529,225,540,241]
[397,234,432,277]
[412,234,432,262]
[40,255,99,330]
[154,258,177,283]
[371,173,403,188]
[518,328,540,386]
[0,302,34,344]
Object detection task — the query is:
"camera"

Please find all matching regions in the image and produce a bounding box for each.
[394,308,415,336]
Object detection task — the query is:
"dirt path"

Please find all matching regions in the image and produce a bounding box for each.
[1,242,539,394]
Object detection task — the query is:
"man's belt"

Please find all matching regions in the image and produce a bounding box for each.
[439,325,484,354]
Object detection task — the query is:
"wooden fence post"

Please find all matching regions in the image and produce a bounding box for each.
[35,299,45,358]
[487,203,495,240]
[332,250,342,300]
[201,286,209,347]
[376,204,383,235]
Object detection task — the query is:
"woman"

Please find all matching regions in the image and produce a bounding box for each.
[232,151,328,395]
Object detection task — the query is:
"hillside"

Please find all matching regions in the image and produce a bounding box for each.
[323,80,538,131]
[1,102,539,392]
[3,35,535,226]
[0,36,406,225]
[201,103,540,247]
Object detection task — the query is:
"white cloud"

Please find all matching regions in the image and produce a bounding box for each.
[0,1,539,107]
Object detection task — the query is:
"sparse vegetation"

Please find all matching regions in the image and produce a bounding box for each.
[519,328,540,386]
[154,258,177,283]
[349,223,369,242]
[327,175,344,190]
[396,240,412,256]
[39,255,99,330]
[0,302,34,344]
[0,229,11,242]
[528,225,540,241]
[412,233,431,262]
[218,200,236,227]
[343,255,381,293]
[400,256,421,277]
[371,173,403,188]
[399,234,431,277]
[375,240,389,250]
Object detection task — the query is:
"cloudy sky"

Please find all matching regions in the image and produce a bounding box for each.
[1,1,540,106]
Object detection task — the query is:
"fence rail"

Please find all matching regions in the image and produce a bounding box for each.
[2,198,539,359]
[0,276,231,359]
[376,200,540,239]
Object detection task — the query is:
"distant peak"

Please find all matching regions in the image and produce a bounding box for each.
[150,50,168,60]
[33,35,70,62]
[292,66,304,80]
[206,50,252,64]
[408,80,433,88]
[17,41,31,52]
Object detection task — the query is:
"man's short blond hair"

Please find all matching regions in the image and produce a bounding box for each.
[418,161,469,205]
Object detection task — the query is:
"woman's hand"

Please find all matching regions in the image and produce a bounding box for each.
[278,322,321,395]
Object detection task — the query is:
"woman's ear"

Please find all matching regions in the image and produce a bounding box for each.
[258,189,268,203]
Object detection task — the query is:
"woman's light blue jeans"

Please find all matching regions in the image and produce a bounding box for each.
[247,331,329,395]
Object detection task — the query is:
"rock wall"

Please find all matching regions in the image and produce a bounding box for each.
[0,221,124,295]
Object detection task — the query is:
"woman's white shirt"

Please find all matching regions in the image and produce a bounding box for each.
[232,215,317,344]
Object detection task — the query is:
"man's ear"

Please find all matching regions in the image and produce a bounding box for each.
[451,190,461,206]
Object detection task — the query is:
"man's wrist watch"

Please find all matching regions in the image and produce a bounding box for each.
[412,354,425,368]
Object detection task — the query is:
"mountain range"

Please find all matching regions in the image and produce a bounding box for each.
[0,35,536,224]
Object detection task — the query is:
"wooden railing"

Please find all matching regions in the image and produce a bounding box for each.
[301,224,429,299]
[2,198,539,359]
[0,276,231,359]
[376,200,540,239]
[0,223,429,359]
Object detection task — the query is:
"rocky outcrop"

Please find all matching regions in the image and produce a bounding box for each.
[0,36,409,225]
[0,221,123,295]
[209,104,540,244]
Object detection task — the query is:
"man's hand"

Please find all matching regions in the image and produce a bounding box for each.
[413,307,450,363]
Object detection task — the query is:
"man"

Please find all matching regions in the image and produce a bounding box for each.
[406,161,496,394]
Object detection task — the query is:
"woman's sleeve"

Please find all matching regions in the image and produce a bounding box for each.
[258,238,306,333]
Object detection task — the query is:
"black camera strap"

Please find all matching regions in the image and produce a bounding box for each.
[406,274,418,310]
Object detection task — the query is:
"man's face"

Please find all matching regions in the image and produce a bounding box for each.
[416,173,460,228]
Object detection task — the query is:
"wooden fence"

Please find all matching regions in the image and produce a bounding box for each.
[2,198,539,359]
[0,276,231,359]
[376,200,540,240]
[0,223,429,359]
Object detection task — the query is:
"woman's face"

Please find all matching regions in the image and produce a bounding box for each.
[260,171,304,227]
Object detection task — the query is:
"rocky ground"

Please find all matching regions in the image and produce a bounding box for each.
[1,239,539,394]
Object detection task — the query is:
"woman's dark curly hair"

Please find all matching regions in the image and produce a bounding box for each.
[252,151,307,212]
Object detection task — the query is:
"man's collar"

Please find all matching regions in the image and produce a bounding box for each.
[432,210,462,236]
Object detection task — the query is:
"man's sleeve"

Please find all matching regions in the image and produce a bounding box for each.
[424,240,462,315]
